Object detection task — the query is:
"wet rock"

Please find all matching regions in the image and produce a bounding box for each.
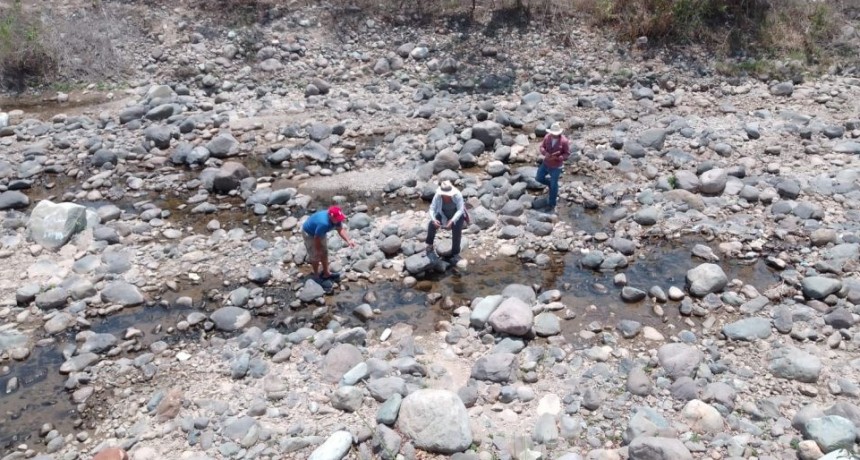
[60,352,99,373]
[488,297,533,336]
[722,317,772,341]
[298,279,326,302]
[0,190,29,210]
[405,253,433,275]
[501,284,536,304]
[80,333,118,354]
[100,281,144,306]
[471,353,517,383]
[769,347,822,383]
[210,307,251,331]
[686,263,728,297]
[308,430,353,460]
[212,162,251,194]
[621,287,647,302]
[628,436,692,460]
[397,389,472,454]
[657,343,702,380]
[804,416,856,453]
[28,200,87,250]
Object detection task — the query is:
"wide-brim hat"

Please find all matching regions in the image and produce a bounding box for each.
[547,122,564,136]
[436,180,458,197]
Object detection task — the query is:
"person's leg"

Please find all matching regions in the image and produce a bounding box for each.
[304,233,320,275]
[451,217,464,257]
[425,220,437,253]
[548,166,562,209]
[535,161,550,187]
[320,243,330,277]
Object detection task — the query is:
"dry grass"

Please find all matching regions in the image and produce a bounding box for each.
[0,1,130,91]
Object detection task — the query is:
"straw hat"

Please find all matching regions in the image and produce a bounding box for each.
[547,122,564,136]
[436,180,459,197]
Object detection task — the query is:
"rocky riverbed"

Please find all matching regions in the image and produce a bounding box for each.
[1,3,860,460]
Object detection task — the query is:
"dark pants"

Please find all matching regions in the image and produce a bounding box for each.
[426,215,464,257]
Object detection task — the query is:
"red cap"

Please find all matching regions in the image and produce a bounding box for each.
[328,206,346,223]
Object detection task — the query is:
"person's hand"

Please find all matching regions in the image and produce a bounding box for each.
[445,221,453,230]
[348,240,356,248]
[434,220,442,228]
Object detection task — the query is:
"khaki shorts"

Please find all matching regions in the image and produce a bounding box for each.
[303,232,327,263]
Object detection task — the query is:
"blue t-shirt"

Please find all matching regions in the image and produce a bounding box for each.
[302,210,340,236]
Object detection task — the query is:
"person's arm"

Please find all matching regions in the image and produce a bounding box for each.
[428,194,442,227]
[448,194,465,228]
[557,137,571,161]
[539,136,549,157]
[337,227,355,248]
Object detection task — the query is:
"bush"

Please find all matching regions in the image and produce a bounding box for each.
[0,1,128,91]
[0,0,57,91]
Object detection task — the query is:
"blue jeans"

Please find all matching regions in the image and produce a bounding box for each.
[535,162,562,209]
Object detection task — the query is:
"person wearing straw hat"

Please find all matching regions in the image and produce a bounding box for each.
[301,205,356,281]
[535,121,571,213]
[425,180,466,262]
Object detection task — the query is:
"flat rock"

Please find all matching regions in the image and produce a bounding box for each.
[769,347,822,383]
[628,436,692,460]
[657,343,702,380]
[308,431,353,460]
[100,281,144,306]
[804,416,856,453]
[722,317,772,341]
[471,353,517,383]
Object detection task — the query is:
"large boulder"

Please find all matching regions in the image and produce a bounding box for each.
[471,121,503,148]
[28,200,87,250]
[488,297,533,336]
[212,162,251,194]
[804,416,856,453]
[801,276,842,300]
[685,263,728,297]
[397,389,472,454]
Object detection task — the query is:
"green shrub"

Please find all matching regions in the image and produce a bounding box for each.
[0,0,57,91]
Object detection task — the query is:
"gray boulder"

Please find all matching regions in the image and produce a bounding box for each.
[471,353,517,383]
[321,344,363,383]
[397,389,472,454]
[470,295,504,328]
[699,168,727,195]
[686,263,728,297]
[657,343,702,380]
[100,281,144,306]
[804,416,856,453]
[212,162,251,194]
[628,436,692,460]
[210,307,251,332]
[471,121,502,148]
[801,276,842,300]
[488,297,533,336]
[722,317,772,341]
[205,132,238,158]
[28,200,87,250]
[0,190,30,210]
[769,347,822,383]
